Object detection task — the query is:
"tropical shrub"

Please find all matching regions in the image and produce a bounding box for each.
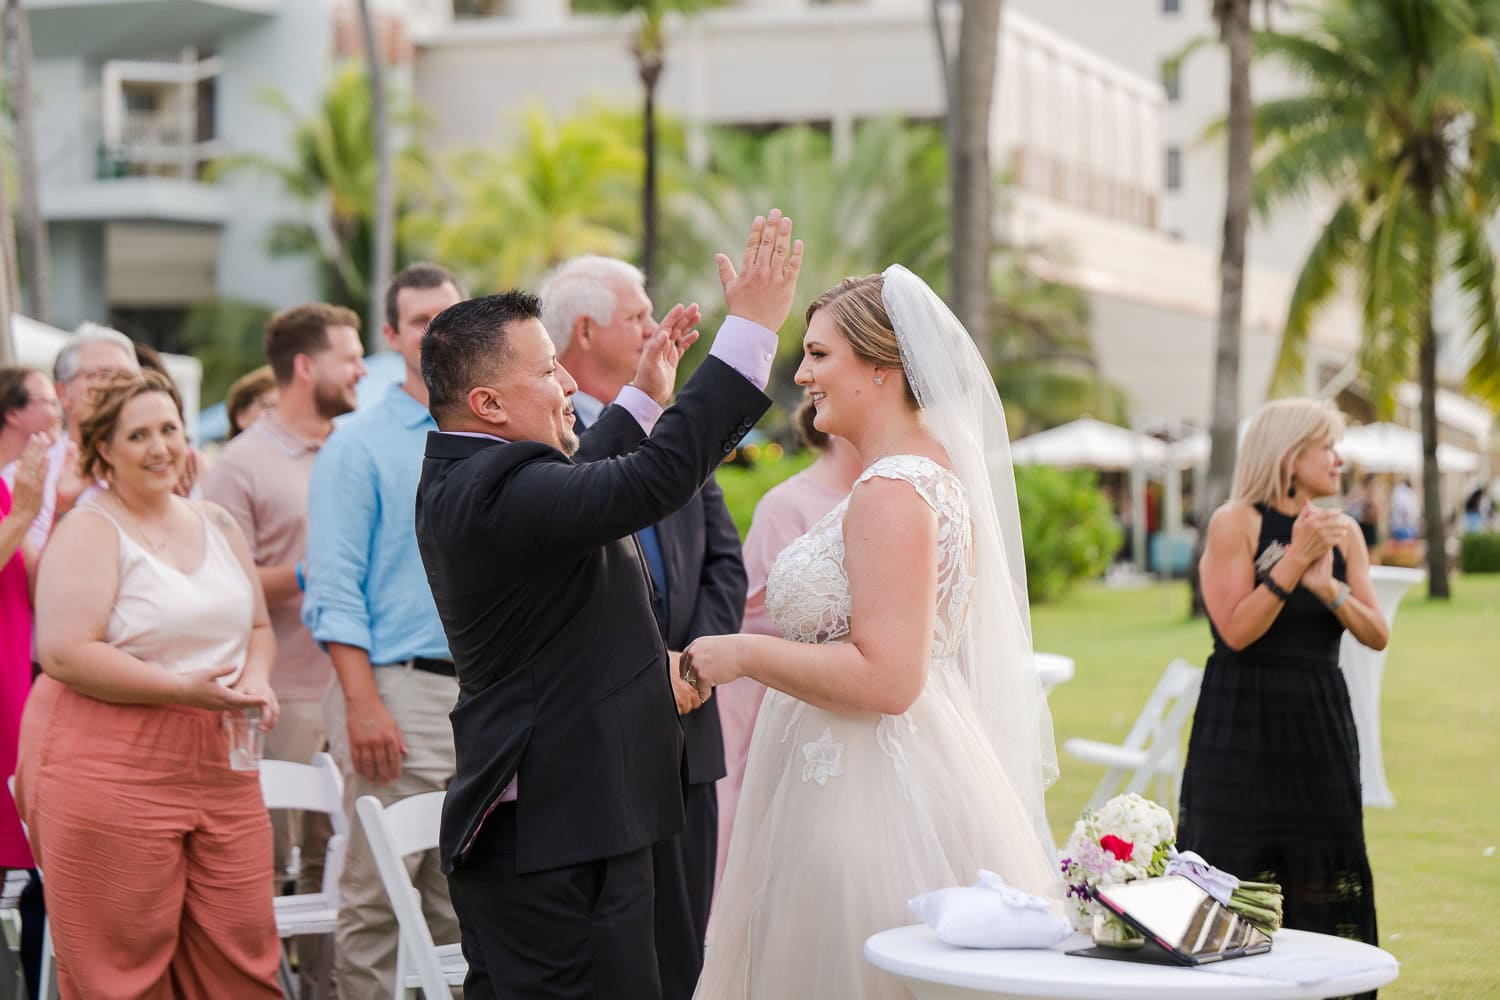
[1459,533,1500,574]
[1015,466,1120,602]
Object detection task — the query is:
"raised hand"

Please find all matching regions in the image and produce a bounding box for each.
[9,434,48,521]
[631,302,702,406]
[53,439,87,516]
[716,208,804,332]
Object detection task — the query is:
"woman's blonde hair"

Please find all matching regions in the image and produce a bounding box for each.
[804,275,918,407]
[1232,397,1347,505]
[78,370,183,482]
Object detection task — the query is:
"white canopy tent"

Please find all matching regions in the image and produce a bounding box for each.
[1010,416,1169,470]
[9,312,202,441]
[1337,422,1479,475]
[1011,417,1180,574]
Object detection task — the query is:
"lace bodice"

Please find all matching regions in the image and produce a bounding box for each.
[765,455,974,660]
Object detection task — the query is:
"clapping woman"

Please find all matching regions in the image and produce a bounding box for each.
[16,370,282,998]
[1181,398,1388,977]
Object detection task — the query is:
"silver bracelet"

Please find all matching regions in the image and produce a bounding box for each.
[1326,581,1351,612]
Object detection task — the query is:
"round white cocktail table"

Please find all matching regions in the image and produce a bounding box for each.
[1033,652,1075,692]
[864,926,1398,1000]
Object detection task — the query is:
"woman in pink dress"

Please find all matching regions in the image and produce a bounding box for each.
[0,436,46,870]
[715,398,862,886]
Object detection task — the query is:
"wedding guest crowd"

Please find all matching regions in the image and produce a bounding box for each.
[0,229,1405,1000]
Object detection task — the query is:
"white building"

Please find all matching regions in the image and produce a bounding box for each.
[409,0,1361,427]
[21,0,330,338]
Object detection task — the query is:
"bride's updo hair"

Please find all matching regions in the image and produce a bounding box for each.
[805,275,917,406]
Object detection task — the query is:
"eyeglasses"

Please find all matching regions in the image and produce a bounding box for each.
[68,367,128,385]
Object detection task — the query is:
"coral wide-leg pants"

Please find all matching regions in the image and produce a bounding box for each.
[15,677,281,1000]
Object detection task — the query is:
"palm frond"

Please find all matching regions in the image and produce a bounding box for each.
[1275,197,1362,387]
[1450,195,1500,405]
[1252,124,1372,215]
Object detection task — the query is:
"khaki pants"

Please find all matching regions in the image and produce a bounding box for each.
[265,697,334,998]
[323,666,460,999]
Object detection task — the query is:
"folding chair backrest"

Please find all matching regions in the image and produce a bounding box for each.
[1125,659,1204,793]
[259,752,349,899]
[1119,659,1200,752]
[355,792,450,1000]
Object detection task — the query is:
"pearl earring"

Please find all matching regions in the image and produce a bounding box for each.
[873,374,885,385]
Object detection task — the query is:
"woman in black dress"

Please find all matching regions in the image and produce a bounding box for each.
[1181,399,1389,975]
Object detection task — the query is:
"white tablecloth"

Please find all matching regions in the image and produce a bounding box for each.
[1339,565,1424,808]
[864,926,1398,1000]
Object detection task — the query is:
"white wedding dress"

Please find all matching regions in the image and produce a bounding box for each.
[695,455,1059,1000]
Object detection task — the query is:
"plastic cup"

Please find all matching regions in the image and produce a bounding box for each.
[224,706,264,772]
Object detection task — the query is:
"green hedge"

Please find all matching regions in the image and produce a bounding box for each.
[1015,466,1121,603]
[1459,532,1500,573]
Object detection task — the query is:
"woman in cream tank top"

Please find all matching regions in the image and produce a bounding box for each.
[15,370,283,999]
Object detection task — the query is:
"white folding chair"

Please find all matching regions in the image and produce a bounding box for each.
[259,752,349,998]
[1063,658,1204,813]
[4,778,55,1000]
[355,793,466,1000]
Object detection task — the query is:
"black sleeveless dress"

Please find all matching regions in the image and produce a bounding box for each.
[1177,504,1378,961]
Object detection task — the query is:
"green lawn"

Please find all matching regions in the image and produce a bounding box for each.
[1033,576,1500,1000]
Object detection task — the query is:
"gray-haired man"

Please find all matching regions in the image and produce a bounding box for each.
[6,324,139,547]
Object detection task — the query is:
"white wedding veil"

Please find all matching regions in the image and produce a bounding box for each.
[880,264,1060,852]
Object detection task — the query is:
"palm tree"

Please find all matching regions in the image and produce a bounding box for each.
[574,0,715,297]
[948,0,1002,352]
[667,119,950,407]
[669,118,1126,427]
[415,104,645,295]
[356,0,395,348]
[214,65,432,325]
[988,254,1131,437]
[1254,0,1500,598]
[3,0,47,322]
[1188,0,1255,617]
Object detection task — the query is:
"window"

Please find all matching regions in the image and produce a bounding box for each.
[1163,0,1181,12]
[1166,146,1182,191]
[1162,60,1180,102]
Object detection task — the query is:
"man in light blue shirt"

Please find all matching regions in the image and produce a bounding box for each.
[302,263,465,999]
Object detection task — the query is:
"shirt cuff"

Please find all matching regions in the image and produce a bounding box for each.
[611,384,664,435]
[708,316,779,392]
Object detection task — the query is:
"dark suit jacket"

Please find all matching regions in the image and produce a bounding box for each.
[416,357,768,875]
[576,411,747,788]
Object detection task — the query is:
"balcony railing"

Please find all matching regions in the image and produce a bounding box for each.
[1010,146,1158,230]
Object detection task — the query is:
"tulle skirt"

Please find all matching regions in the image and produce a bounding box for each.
[696,664,1059,1000]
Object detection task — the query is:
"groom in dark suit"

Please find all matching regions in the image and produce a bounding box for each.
[414,212,802,999]
[539,255,747,1000]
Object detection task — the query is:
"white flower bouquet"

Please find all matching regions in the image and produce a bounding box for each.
[1058,793,1175,931]
[1058,792,1284,938]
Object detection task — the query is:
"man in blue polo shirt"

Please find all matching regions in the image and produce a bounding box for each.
[302,263,465,998]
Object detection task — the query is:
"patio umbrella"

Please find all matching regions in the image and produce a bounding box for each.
[1337,423,1479,474]
[1011,417,1168,470]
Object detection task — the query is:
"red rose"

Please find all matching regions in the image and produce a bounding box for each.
[1099,835,1134,862]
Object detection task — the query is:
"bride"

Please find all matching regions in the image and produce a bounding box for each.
[683,266,1061,999]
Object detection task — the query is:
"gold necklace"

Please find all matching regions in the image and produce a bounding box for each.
[870,426,922,462]
[113,498,174,553]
